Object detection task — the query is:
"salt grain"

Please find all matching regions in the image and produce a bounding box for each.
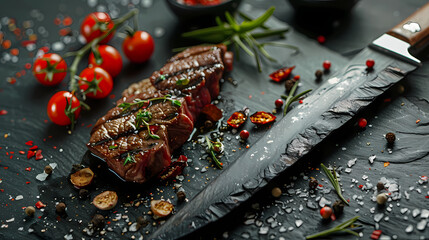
[295,220,303,228]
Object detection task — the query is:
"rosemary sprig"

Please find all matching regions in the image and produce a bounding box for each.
[280,80,312,116]
[123,153,136,166]
[320,163,349,206]
[134,110,159,139]
[306,216,360,239]
[182,7,297,72]
[118,94,181,113]
[205,136,223,169]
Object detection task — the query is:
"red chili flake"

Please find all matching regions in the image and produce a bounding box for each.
[26,181,30,184]
[35,201,46,209]
[63,16,73,26]
[40,46,49,52]
[10,48,19,56]
[318,184,323,187]
[29,145,38,150]
[425,196,429,199]
[54,17,61,25]
[35,150,43,160]
[109,94,116,99]
[0,189,4,192]
[269,66,295,82]
[4,167,8,170]
[26,151,34,159]
[25,167,31,171]
[7,77,16,85]
[250,111,276,126]
[0,110,7,115]
[15,72,22,78]
[317,35,326,44]
[158,155,188,181]
[330,213,336,221]
[358,184,363,189]
[21,40,36,47]
[25,140,33,146]
[371,230,382,239]
[383,98,391,103]
[2,39,11,49]
[86,124,93,128]
[19,151,25,155]
[293,75,300,81]
[24,63,32,69]
[9,155,13,159]
[59,28,71,36]
[384,162,390,167]
[416,119,421,124]
[20,70,26,76]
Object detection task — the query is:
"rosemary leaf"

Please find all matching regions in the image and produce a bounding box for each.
[320,163,349,205]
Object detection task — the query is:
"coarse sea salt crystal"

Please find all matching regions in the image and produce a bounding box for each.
[295,220,303,228]
[347,158,357,167]
[369,155,376,164]
[416,220,427,231]
[405,224,413,233]
[413,209,421,218]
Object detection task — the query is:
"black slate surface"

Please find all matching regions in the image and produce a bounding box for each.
[0,0,428,239]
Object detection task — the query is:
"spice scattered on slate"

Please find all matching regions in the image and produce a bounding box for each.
[204,120,213,129]
[376,193,388,205]
[271,187,282,198]
[332,200,344,216]
[285,79,294,92]
[177,191,186,202]
[377,182,385,192]
[91,214,105,229]
[44,165,53,175]
[309,177,318,190]
[25,206,35,217]
[385,132,396,144]
[56,202,66,214]
[79,189,89,199]
[315,70,323,80]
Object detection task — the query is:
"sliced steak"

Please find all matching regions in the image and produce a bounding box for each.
[88,125,171,183]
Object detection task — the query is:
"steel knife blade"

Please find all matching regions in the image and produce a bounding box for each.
[150,3,429,239]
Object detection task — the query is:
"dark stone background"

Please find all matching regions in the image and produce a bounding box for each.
[0,0,428,239]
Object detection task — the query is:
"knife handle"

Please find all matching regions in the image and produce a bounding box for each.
[387,3,429,50]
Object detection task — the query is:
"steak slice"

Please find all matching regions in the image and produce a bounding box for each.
[167,44,227,63]
[88,125,171,183]
[90,97,193,150]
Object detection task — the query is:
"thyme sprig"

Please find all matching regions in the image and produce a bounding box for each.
[205,136,223,169]
[280,80,312,116]
[134,110,160,140]
[118,94,181,113]
[320,163,349,206]
[182,7,297,72]
[306,216,361,239]
[123,153,136,166]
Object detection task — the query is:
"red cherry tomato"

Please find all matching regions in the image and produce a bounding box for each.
[89,45,123,77]
[323,60,331,70]
[358,118,367,128]
[320,206,333,219]
[33,53,67,86]
[47,91,81,126]
[366,59,375,68]
[122,31,155,63]
[240,130,249,140]
[80,12,114,44]
[78,67,113,99]
[275,99,284,108]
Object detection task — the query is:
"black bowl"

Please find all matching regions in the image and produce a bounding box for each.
[288,0,359,13]
[166,0,242,21]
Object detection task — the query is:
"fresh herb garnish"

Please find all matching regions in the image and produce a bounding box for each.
[320,163,349,206]
[181,7,298,72]
[134,110,160,139]
[123,153,136,166]
[176,78,190,86]
[281,80,312,116]
[118,94,181,113]
[108,145,118,150]
[306,216,360,239]
[205,136,223,169]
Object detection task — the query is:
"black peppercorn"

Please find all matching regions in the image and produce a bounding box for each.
[332,200,344,216]
[44,165,53,175]
[91,214,105,229]
[385,132,396,144]
[204,120,213,129]
[315,70,323,79]
[285,79,294,92]
[309,177,319,190]
[177,191,186,202]
[377,182,385,192]
[136,216,149,227]
[55,202,66,214]
[79,189,89,199]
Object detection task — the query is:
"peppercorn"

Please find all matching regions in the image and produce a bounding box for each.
[177,191,186,202]
[376,193,388,205]
[44,165,53,175]
[55,202,66,214]
[204,120,213,129]
[376,182,385,192]
[315,70,323,80]
[309,177,319,190]
[25,206,35,217]
[385,132,396,144]
[136,216,149,229]
[285,79,294,92]
[271,187,282,198]
[332,200,344,216]
[79,189,89,199]
[91,214,105,229]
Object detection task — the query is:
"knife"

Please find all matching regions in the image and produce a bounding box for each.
[150,3,429,239]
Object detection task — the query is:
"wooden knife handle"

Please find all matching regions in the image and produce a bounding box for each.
[387,3,429,50]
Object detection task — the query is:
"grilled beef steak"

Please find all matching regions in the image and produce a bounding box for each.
[88,44,232,183]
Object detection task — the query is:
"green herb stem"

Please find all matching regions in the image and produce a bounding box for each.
[320,163,349,205]
[305,216,360,239]
[205,136,223,169]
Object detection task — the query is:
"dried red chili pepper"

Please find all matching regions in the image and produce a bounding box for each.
[29,145,38,150]
[201,104,223,122]
[35,150,43,160]
[35,201,46,209]
[27,151,35,159]
[269,66,295,82]
[158,155,188,181]
[250,111,276,126]
[227,108,249,128]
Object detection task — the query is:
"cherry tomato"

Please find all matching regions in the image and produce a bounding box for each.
[78,67,113,99]
[122,31,155,63]
[366,59,375,68]
[33,53,67,86]
[275,99,284,108]
[320,206,333,219]
[89,45,123,77]
[80,12,114,44]
[47,91,81,126]
[358,118,367,128]
[323,60,331,70]
[240,130,249,140]
[92,191,118,210]
[70,168,94,189]
[151,200,173,217]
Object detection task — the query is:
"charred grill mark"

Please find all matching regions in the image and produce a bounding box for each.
[153,63,222,86]
[164,112,179,121]
[90,128,139,146]
[118,142,159,160]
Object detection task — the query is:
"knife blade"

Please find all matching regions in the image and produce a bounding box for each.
[150,3,429,239]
